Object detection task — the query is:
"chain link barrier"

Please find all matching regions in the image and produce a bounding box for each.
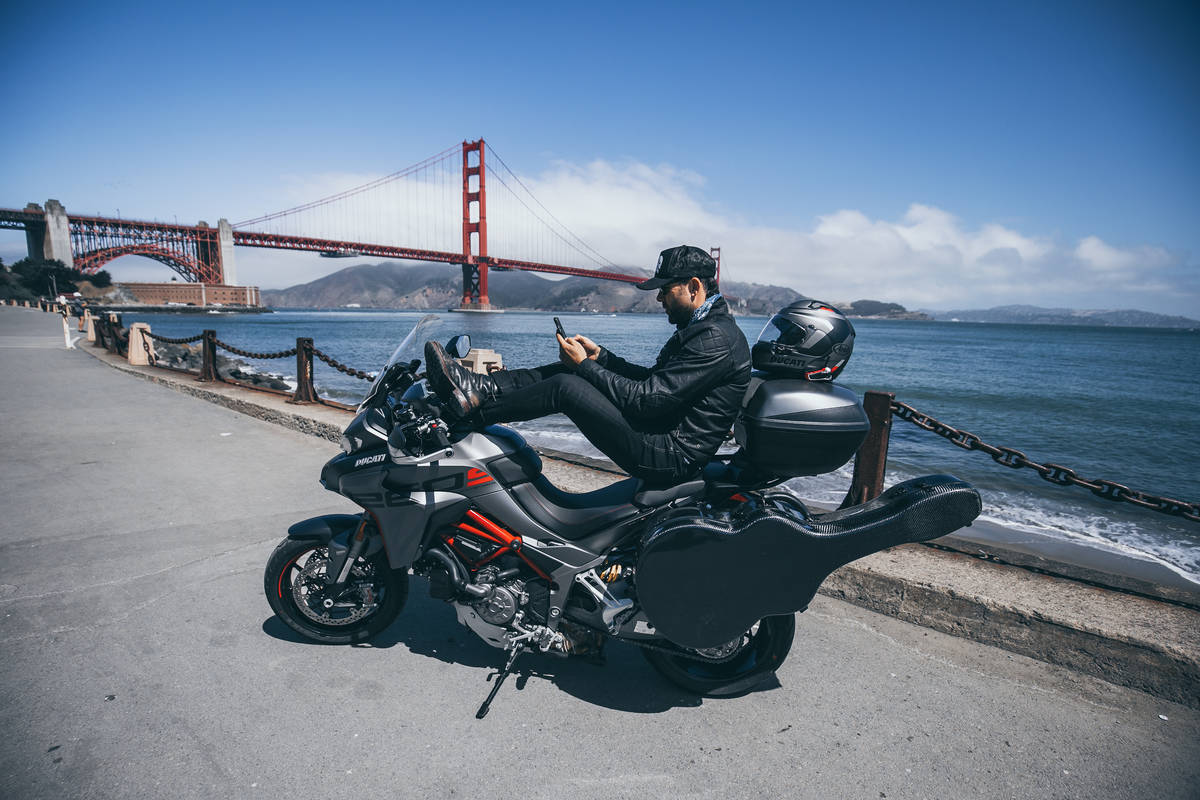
[312,347,375,381]
[890,400,1200,523]
[141,336,157,366]
[213,338,298,360]
[141,327,375,398]
[143,330,205,345]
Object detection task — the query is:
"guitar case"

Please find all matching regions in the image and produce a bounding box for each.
[635,474,981,650]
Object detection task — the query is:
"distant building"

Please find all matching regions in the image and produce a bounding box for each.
[118,282,262,307]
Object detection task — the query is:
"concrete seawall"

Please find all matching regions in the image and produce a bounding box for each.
[58,310,1200,711]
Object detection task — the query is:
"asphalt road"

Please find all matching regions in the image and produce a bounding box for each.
[1,306,1197,800]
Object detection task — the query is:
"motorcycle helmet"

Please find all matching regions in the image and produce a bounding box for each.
[752,300,855,380]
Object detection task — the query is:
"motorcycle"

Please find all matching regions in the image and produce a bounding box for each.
[264,316,981,717]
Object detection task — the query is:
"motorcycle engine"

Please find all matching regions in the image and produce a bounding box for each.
[424,531,556,650]
[453,566,528,649]
[473,572,524,625]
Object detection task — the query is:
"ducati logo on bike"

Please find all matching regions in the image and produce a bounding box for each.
[354,453,387,468]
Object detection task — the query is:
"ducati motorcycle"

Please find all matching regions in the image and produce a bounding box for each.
[264,316,981,717]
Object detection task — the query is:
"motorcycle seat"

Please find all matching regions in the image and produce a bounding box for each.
[509,473,708,544]
[483,425,708,540]
[632,480,706,507]
[510,476,643,540]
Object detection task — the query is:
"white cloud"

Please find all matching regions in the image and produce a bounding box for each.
[1074,235,1173,274]
[508,160,1195,314]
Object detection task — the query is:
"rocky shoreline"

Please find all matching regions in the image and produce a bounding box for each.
[151,341,293,391]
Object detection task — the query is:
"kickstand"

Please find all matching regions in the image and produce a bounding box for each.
[475,646,523,720]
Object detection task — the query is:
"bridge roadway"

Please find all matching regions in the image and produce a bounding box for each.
[1,306,1197,800]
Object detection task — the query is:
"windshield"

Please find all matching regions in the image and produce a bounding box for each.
[358,314,442,410]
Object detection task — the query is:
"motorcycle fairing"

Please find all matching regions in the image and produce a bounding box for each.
[636,474,982,649]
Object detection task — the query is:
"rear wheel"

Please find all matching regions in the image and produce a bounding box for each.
[642,615,796,697]
[264,538,408,644]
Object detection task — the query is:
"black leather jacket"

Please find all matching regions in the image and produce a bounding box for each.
[574,297,751,469]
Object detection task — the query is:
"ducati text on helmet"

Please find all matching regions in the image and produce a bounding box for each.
[751,300,855,380]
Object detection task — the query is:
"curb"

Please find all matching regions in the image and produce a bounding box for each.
[820,546,1199,708]
[76,341,1200,709]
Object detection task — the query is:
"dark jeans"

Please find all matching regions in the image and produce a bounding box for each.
[479,364,693,487]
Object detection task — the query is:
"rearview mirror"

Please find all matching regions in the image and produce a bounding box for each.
[446,334,472,359]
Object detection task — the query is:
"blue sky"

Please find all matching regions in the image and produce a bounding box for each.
[3,1,1197,315]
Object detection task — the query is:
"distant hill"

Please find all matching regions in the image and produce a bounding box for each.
[925,304,1200,328]
[260,261,925,318]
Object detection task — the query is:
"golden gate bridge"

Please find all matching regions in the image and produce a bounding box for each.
[0,139,689,310]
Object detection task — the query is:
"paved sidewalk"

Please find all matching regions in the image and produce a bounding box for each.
[2,306,1198,800]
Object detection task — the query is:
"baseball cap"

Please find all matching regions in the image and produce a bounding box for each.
[636,245,717,290]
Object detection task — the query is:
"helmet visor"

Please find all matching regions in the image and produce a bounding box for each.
[757,314,834,357]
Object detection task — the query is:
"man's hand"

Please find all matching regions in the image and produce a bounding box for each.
[557,333,587,368]
[571,335,601,361]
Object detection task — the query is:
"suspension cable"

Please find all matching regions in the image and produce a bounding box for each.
[233,143,461,229]
[485,143,618,268]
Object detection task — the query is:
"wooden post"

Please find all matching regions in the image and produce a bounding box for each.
[106,313,125,356]
[840,390,895,508]
[199,330,219,382]
[291,337,319,403]
[93,317,109,350]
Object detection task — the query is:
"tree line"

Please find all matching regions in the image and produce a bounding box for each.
[0,257,112,302]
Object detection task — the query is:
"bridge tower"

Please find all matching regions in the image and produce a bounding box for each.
[460,139,490,310]
[23,200,75,269]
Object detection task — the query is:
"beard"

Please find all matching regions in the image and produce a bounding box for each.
[664,304,692,327]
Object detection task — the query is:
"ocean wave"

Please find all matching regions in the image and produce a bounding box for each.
[973,489,1200,585]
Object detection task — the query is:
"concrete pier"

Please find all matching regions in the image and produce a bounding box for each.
[1,305,1197,800]
[218,218,237,286]
[41,199,74,268]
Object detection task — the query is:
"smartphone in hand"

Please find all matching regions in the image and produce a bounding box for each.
[553,317,567,338]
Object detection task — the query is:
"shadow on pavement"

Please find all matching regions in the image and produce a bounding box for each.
[260,577,783,713]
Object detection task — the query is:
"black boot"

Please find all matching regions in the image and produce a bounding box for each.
[424,340,500,418]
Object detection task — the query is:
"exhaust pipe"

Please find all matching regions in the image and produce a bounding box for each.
[424,548,490,599]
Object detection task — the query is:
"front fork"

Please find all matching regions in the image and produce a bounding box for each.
[324,518,385,595]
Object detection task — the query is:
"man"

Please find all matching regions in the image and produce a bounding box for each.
[425,245,751,487]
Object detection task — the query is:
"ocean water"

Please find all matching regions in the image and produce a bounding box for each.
[126,308,1200,583]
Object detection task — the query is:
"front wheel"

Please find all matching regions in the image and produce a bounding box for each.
[264,538,408,644]
[642,615,796,697]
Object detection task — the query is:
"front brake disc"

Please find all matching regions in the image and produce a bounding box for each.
[292,549,373,626]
